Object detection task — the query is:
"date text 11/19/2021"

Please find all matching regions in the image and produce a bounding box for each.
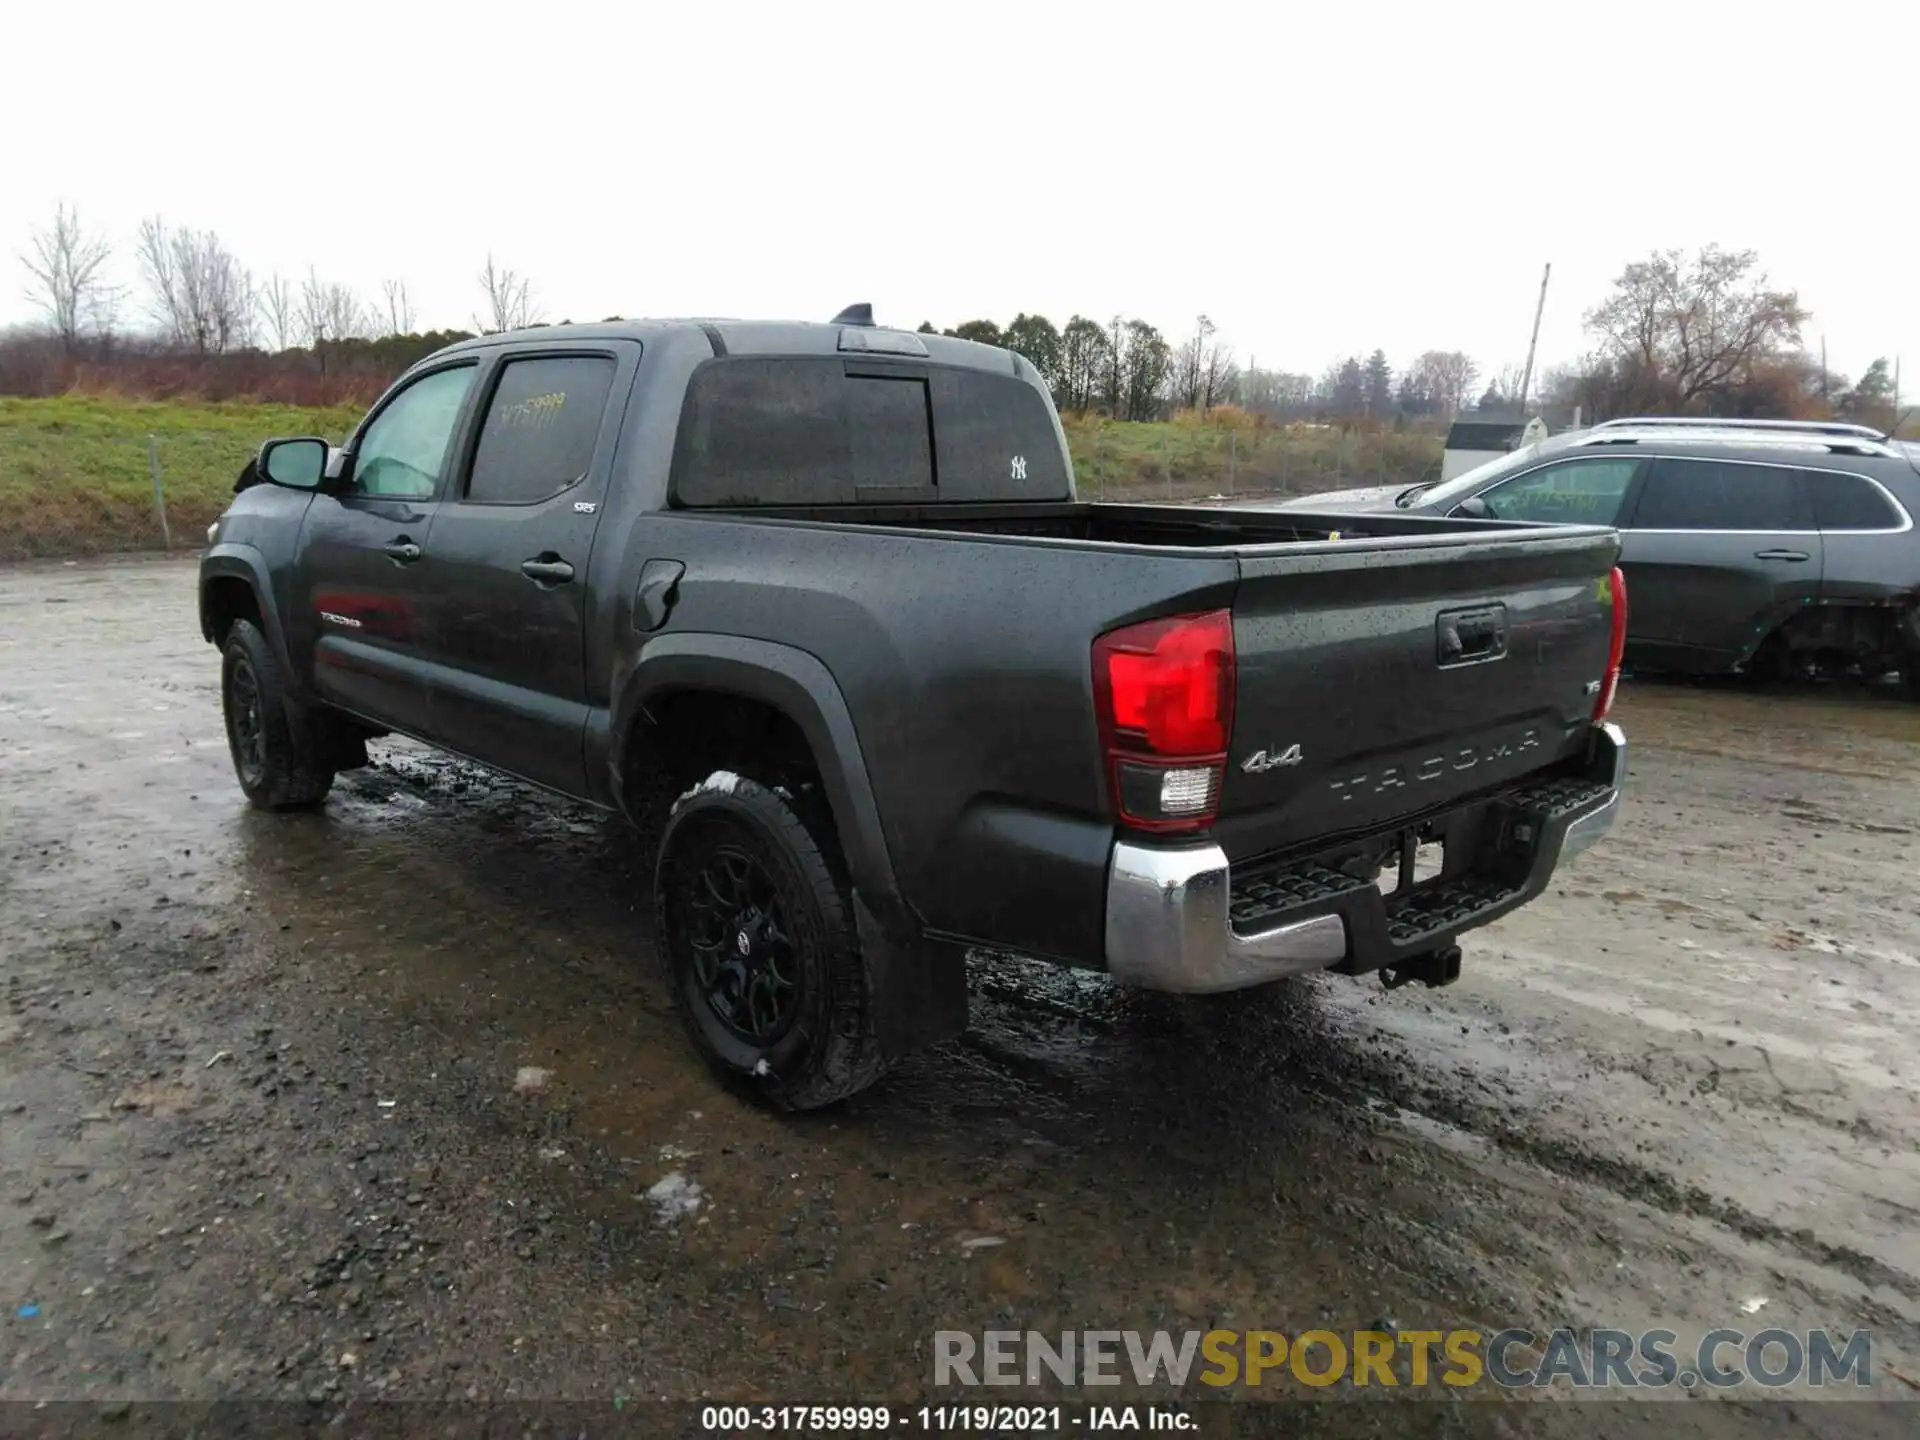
[699,1404,1195,1431]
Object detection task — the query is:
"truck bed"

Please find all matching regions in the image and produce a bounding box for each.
[639,498,1621,965]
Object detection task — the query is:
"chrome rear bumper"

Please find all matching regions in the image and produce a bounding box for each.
[1104,722,1627,993]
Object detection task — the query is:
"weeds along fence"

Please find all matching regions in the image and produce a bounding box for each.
[0,428,199,561]
[0,397,362,562]
[0,425,231,562]
[0,396,1448,562]
[1064,414,1443,505]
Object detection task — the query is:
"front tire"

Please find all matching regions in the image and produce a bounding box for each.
[221,619,335,809]
[654,773,887,1110]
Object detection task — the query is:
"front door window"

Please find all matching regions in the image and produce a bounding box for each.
[352,365,478,499]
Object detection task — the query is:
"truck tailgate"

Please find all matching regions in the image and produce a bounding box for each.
[1215,525,1620,862]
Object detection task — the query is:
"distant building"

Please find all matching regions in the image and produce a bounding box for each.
[1441,414,1550,481]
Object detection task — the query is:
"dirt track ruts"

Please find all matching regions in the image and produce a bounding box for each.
[3,556,1918,1435]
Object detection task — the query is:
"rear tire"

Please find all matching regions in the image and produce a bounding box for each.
[221,619,335,809]
[653,772,888,1110]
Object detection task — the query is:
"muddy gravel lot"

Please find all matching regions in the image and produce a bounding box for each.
[3,557,1918,1436]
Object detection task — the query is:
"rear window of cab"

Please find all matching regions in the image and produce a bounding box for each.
[669,356,1070,507]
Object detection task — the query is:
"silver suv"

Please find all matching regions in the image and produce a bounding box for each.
[1287,418,1920,688]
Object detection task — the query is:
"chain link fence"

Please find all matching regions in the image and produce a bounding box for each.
[0,430,207,562]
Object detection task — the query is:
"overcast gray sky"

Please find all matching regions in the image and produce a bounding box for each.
[6,0,1915,388]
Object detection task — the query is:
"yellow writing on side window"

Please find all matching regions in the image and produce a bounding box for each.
[498,392,567,430]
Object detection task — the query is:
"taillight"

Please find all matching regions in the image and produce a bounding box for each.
[1092,610,1235,833]
[1594,566,1627,722]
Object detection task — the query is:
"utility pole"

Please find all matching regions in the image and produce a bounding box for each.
[1516,262,1551,419]
[1821,337,1829,407]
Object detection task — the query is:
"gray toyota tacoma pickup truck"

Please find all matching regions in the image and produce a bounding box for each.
[199,309,1629,1108]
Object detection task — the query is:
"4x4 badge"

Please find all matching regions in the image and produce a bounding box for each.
[1241,744,1303,774]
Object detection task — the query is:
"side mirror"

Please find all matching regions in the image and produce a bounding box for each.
[258,437,330,491]
[1455,495,1492,520]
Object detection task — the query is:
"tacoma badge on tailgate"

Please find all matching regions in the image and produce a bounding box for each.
[1327,726,1542,801]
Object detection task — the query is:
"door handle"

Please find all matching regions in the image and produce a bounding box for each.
[520,556,576,586]
[1753,549,1811,562]
[384,538,422,564]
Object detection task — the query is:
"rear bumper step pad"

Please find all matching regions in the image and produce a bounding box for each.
[1103,722,1627,992]
[1227,768,1618,965]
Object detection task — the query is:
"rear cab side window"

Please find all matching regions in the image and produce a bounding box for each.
[670,357,1069,507]
[671,359,930,505]
[464,355,618,505]
[1628,458,1811,531]
[927,366,1072,501]
[1801,469,1906,532]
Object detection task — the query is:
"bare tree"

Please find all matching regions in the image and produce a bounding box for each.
[298,267,371,349]
[258,273,301,350]
[19,203,115,354]
[1172,315,1237,411]
[1202,333,1238,411]
[1405,350,1480,416]
[1173,315,1212,410]
[1584,245,1807,409]
[1108,319,1172,422]
[1484,363,1528,410]
[1058,315,1109,414]
[1489,360,1520,407]
[1433,351,1479,416]
[135,218,255,352]
[1238,367,1313,418]
[475,254,539,333]
[381,279,416,336]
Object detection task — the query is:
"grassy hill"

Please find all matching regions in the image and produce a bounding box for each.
[1063,411,1440,501]
[0,395,1443,559]
[0,396,364,560]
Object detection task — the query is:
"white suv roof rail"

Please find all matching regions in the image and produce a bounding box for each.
[1573,426,1897,459]
[1590,416,1886,440]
